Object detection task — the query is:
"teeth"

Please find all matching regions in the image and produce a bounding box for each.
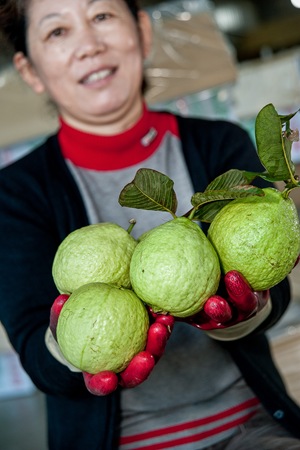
[84,69,112,83]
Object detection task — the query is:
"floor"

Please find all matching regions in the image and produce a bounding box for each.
[0,392,47,450]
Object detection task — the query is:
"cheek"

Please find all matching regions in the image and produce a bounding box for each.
[119,36,144,77]
[124,35,140,51]
[33,52,69,88]
[113,25,142,56]
[38,67,64,95]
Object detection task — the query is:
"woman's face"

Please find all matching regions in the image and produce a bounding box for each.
[16,0,151,132]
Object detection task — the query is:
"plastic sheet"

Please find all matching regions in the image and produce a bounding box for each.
[144,0,238,104]
[0,0,237,148]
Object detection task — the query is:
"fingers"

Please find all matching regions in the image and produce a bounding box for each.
[152,314,175,335]
[120,314,173,388]
[224,271,258,318]
[83,349,157,395]
[146,312,175,360]
[49,294,69,340]
[183,310,229,330]
[82,312,174,395]
[119,351,155,388]
[82,350,157,395]
[203,296,233,323]
[146,322,170,361]
[184,271,264,330]
[83,371,119,396]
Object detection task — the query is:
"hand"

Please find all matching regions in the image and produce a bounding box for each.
[183,270,269,331]
[49,295,174,396]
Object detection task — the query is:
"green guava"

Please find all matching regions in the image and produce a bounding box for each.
[130,217,221,318]
[207,187,300,291]
[56,282,149,374]
[52,222,137,294]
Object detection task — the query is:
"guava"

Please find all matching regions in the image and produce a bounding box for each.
[56,282,149,374]
[207,187,300,291]
[130,217,221,318]
[52,222,137,294]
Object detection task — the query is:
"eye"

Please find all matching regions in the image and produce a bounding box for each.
[47,27,66,39]
[94,12,111,22]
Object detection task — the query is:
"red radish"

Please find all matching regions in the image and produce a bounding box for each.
[119,351,155,388]
[83,371,118,396]
[50,294,69,339]
[203,296,233,323]
[146,322,169,360]
[225,271,258,316]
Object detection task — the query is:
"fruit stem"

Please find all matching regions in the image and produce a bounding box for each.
[281,173,300,198]
[127,219,136,235]
[282,184,300,199]
[187,208,197,221]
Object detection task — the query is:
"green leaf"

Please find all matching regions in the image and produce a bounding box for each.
[255,171,289,182]
[118,168,177,216]
[191,200,232,222]
[279,110,299,125]
[255,103,296,181]
[205,169,259,191]
[191,185,264,222]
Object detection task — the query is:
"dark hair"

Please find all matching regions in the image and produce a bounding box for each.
[0,0,27,53]
[0,0,140,55]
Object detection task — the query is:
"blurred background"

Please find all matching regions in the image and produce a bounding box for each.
[1,0,300,448]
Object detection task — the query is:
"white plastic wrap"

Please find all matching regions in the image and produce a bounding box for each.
[144,0,238,104]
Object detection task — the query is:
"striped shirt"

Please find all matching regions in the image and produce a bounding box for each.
[59,106,261,449]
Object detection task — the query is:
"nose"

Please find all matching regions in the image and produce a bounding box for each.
[75,27,106,59]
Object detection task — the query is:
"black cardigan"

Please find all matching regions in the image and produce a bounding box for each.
[0,115,299,450]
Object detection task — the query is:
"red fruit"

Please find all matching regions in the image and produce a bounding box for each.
[83,371,118,396]
[50,294,69,340]
[146,322,169,360]
[119,351,155,388]
[203,296,233,323]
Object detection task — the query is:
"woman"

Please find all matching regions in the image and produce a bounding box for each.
[0,1,300,449]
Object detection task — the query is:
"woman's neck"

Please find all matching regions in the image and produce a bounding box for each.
[58,105,178,171]
[60,99,144,136]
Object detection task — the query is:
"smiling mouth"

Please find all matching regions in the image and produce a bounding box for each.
[81,68,115,85]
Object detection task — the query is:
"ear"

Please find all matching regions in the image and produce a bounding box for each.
[13,52,46,94]
[138,11,152,59]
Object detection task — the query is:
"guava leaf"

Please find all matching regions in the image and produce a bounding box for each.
[279,110,299,125]
[255,103,296,181]
[205,169,258,190]
[255,171,286,182]
[190,200,232,222]
[190,185,264,222]
[118,168,177,214]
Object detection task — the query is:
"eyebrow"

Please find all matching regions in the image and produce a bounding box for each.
[38,0,107,25]
[38,13,62,26]
[88,0,106,4]
[39,0,110,25]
